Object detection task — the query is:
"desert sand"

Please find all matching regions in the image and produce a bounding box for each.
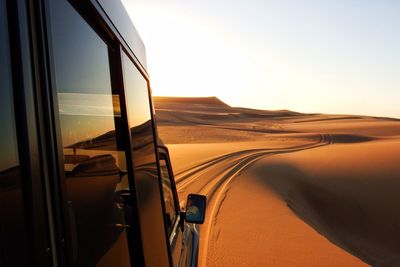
[154,96,400,267]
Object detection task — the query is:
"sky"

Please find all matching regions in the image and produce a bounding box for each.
[122,0,400,118]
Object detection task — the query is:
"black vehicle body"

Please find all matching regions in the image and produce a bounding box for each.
[0,0,203,266]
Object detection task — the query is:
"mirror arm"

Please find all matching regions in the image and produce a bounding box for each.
[179,211,186,231]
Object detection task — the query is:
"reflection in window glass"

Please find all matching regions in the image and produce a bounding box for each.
[122,53,170,267]
[159,156,178,233]
[0,2,30,266]
[50,0,131,266]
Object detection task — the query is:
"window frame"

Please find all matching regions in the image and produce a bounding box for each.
[4,0,55,266]
[159,151,180,235]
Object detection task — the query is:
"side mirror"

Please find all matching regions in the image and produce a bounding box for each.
[185,194,206,224]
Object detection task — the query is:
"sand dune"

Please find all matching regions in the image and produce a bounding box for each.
[154,96,400,266]
[251,140,400,266]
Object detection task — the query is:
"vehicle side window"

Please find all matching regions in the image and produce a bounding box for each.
[121,52,170,267]
[0,2,30,266]
[159,153,178,233]
[49,0,131,266]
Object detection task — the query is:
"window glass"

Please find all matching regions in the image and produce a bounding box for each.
[122,53,170,267]
[49,0,131,266]
[0,2,30,266]
[159,155,178,233]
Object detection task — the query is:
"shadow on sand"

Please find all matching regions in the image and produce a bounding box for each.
[254,163,400,267]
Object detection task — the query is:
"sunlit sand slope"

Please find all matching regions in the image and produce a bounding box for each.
[154,96,400,266]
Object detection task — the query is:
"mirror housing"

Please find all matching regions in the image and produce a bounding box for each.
[185,194,206,224]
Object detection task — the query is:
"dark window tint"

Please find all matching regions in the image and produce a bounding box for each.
[159,154,178,233]
[122,53,170,267]
[49,0,131,266]
[0,2,30,266]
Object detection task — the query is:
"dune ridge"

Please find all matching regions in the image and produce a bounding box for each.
[153,96,230,107]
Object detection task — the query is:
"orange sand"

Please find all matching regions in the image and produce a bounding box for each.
[154,96,400,266]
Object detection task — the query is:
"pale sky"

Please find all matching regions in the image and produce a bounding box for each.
[122,0,400,118]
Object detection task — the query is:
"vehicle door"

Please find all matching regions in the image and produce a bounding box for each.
[158,148,198,267]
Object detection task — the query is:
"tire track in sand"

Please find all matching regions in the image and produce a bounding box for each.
[175,134,333,267]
